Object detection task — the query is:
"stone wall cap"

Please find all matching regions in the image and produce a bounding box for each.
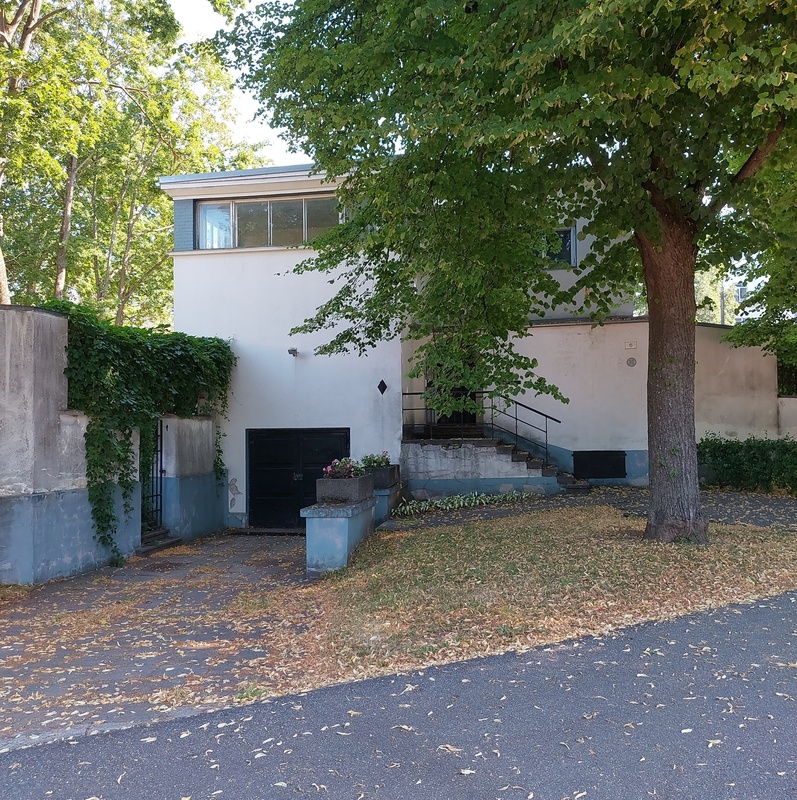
[301,497,377,518]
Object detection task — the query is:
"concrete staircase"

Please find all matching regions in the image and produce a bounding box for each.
[401,435,592,495]
[494,439,591,494]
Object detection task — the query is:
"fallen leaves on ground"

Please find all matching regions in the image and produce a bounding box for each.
[2,502,797,744]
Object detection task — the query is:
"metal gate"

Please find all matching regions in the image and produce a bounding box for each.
[141,419,164,531]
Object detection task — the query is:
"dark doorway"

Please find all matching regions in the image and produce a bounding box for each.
[141,419,164,532]
[247,428,350,529]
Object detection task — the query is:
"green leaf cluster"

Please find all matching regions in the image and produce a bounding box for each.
[394,490,529,517]
[44,301,236,557]
[724,154,797,365]
[698,432,797,495]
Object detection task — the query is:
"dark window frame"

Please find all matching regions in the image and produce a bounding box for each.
[547,227,576,268]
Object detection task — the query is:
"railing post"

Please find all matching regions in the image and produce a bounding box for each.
[544,418,549,466]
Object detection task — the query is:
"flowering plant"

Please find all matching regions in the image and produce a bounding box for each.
[360,450,390,469]
[322,457,365,479]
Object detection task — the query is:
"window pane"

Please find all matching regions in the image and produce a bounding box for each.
[549,229,573,265]
[237,202,269,248]
[197,202,231,249]
[305,196,340,242]
[271,200,304,246]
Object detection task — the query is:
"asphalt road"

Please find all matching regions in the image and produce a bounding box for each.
[2,591,795,800]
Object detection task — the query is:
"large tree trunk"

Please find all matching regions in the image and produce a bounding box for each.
[54,154,78,299]
[636,208,709,544]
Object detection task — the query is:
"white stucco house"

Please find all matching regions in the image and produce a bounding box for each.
[160,164,794,530]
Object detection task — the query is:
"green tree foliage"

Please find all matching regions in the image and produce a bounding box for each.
[724,155,797,367]
[45,300,237,559]
[228,0,797,542]
[0,0,259,323]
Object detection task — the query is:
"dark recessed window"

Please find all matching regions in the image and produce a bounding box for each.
[306,196,340,242]
[236,202,269,248]
[271,199,304,246]
[548,228,574,266]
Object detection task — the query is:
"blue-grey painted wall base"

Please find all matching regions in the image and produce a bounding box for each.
[0,486,140,585]
[301,497,376,573]
[373,484,401,526]
[162,473,225,541]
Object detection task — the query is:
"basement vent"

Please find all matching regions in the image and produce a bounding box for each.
[572,451,627,479]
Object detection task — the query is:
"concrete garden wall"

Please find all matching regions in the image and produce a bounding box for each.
[778,398,797,437]
[161,414,225,540]
[0,306,140,584]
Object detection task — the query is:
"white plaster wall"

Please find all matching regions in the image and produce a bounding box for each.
[173,247,403,521]
[511,319,649,452]
[694,325,778,439]
[778,398,797,437]
[510,320,782,453]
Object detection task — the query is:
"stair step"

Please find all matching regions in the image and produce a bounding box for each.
[526,457,544,470]
[137,528,181,554]
[141,526,171,546]
[428,424,485,439]
[511,450,530,462]
[496,444,514,455]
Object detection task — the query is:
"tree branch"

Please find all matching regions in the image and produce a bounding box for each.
[709,116,787,215]
[26,6,68,36]
[731,116,787,186]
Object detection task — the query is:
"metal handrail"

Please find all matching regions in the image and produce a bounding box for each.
[503,397,562,425]
[401,390,562,466]
[484,397,561,466]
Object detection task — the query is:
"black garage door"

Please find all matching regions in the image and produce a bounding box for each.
[247,428,350,529]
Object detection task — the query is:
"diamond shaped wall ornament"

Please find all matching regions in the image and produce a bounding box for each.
[377,380,388,395]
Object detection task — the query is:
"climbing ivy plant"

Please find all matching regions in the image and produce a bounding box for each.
[44,302,237,561]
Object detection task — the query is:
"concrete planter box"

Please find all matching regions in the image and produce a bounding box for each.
[316,474,374,504]
[364,464,400,490]
[302,497,377,573]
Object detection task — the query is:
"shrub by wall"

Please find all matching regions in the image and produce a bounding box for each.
[698,432,797,494]
[43,301,236,559]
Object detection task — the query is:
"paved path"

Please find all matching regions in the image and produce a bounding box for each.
[2,592,795,800]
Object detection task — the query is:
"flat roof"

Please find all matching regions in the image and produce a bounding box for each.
[159,163,317,186]
[158,163,338,200]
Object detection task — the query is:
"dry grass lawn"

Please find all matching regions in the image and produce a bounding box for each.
[302,505,797,685]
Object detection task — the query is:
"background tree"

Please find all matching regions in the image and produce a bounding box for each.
[693,268,739,325]
[0,0,255,323]
[228,0,797,543]
[725,155,797,386]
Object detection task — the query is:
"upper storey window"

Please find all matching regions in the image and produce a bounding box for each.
[549,228,574,266]
[196,195,339,249]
